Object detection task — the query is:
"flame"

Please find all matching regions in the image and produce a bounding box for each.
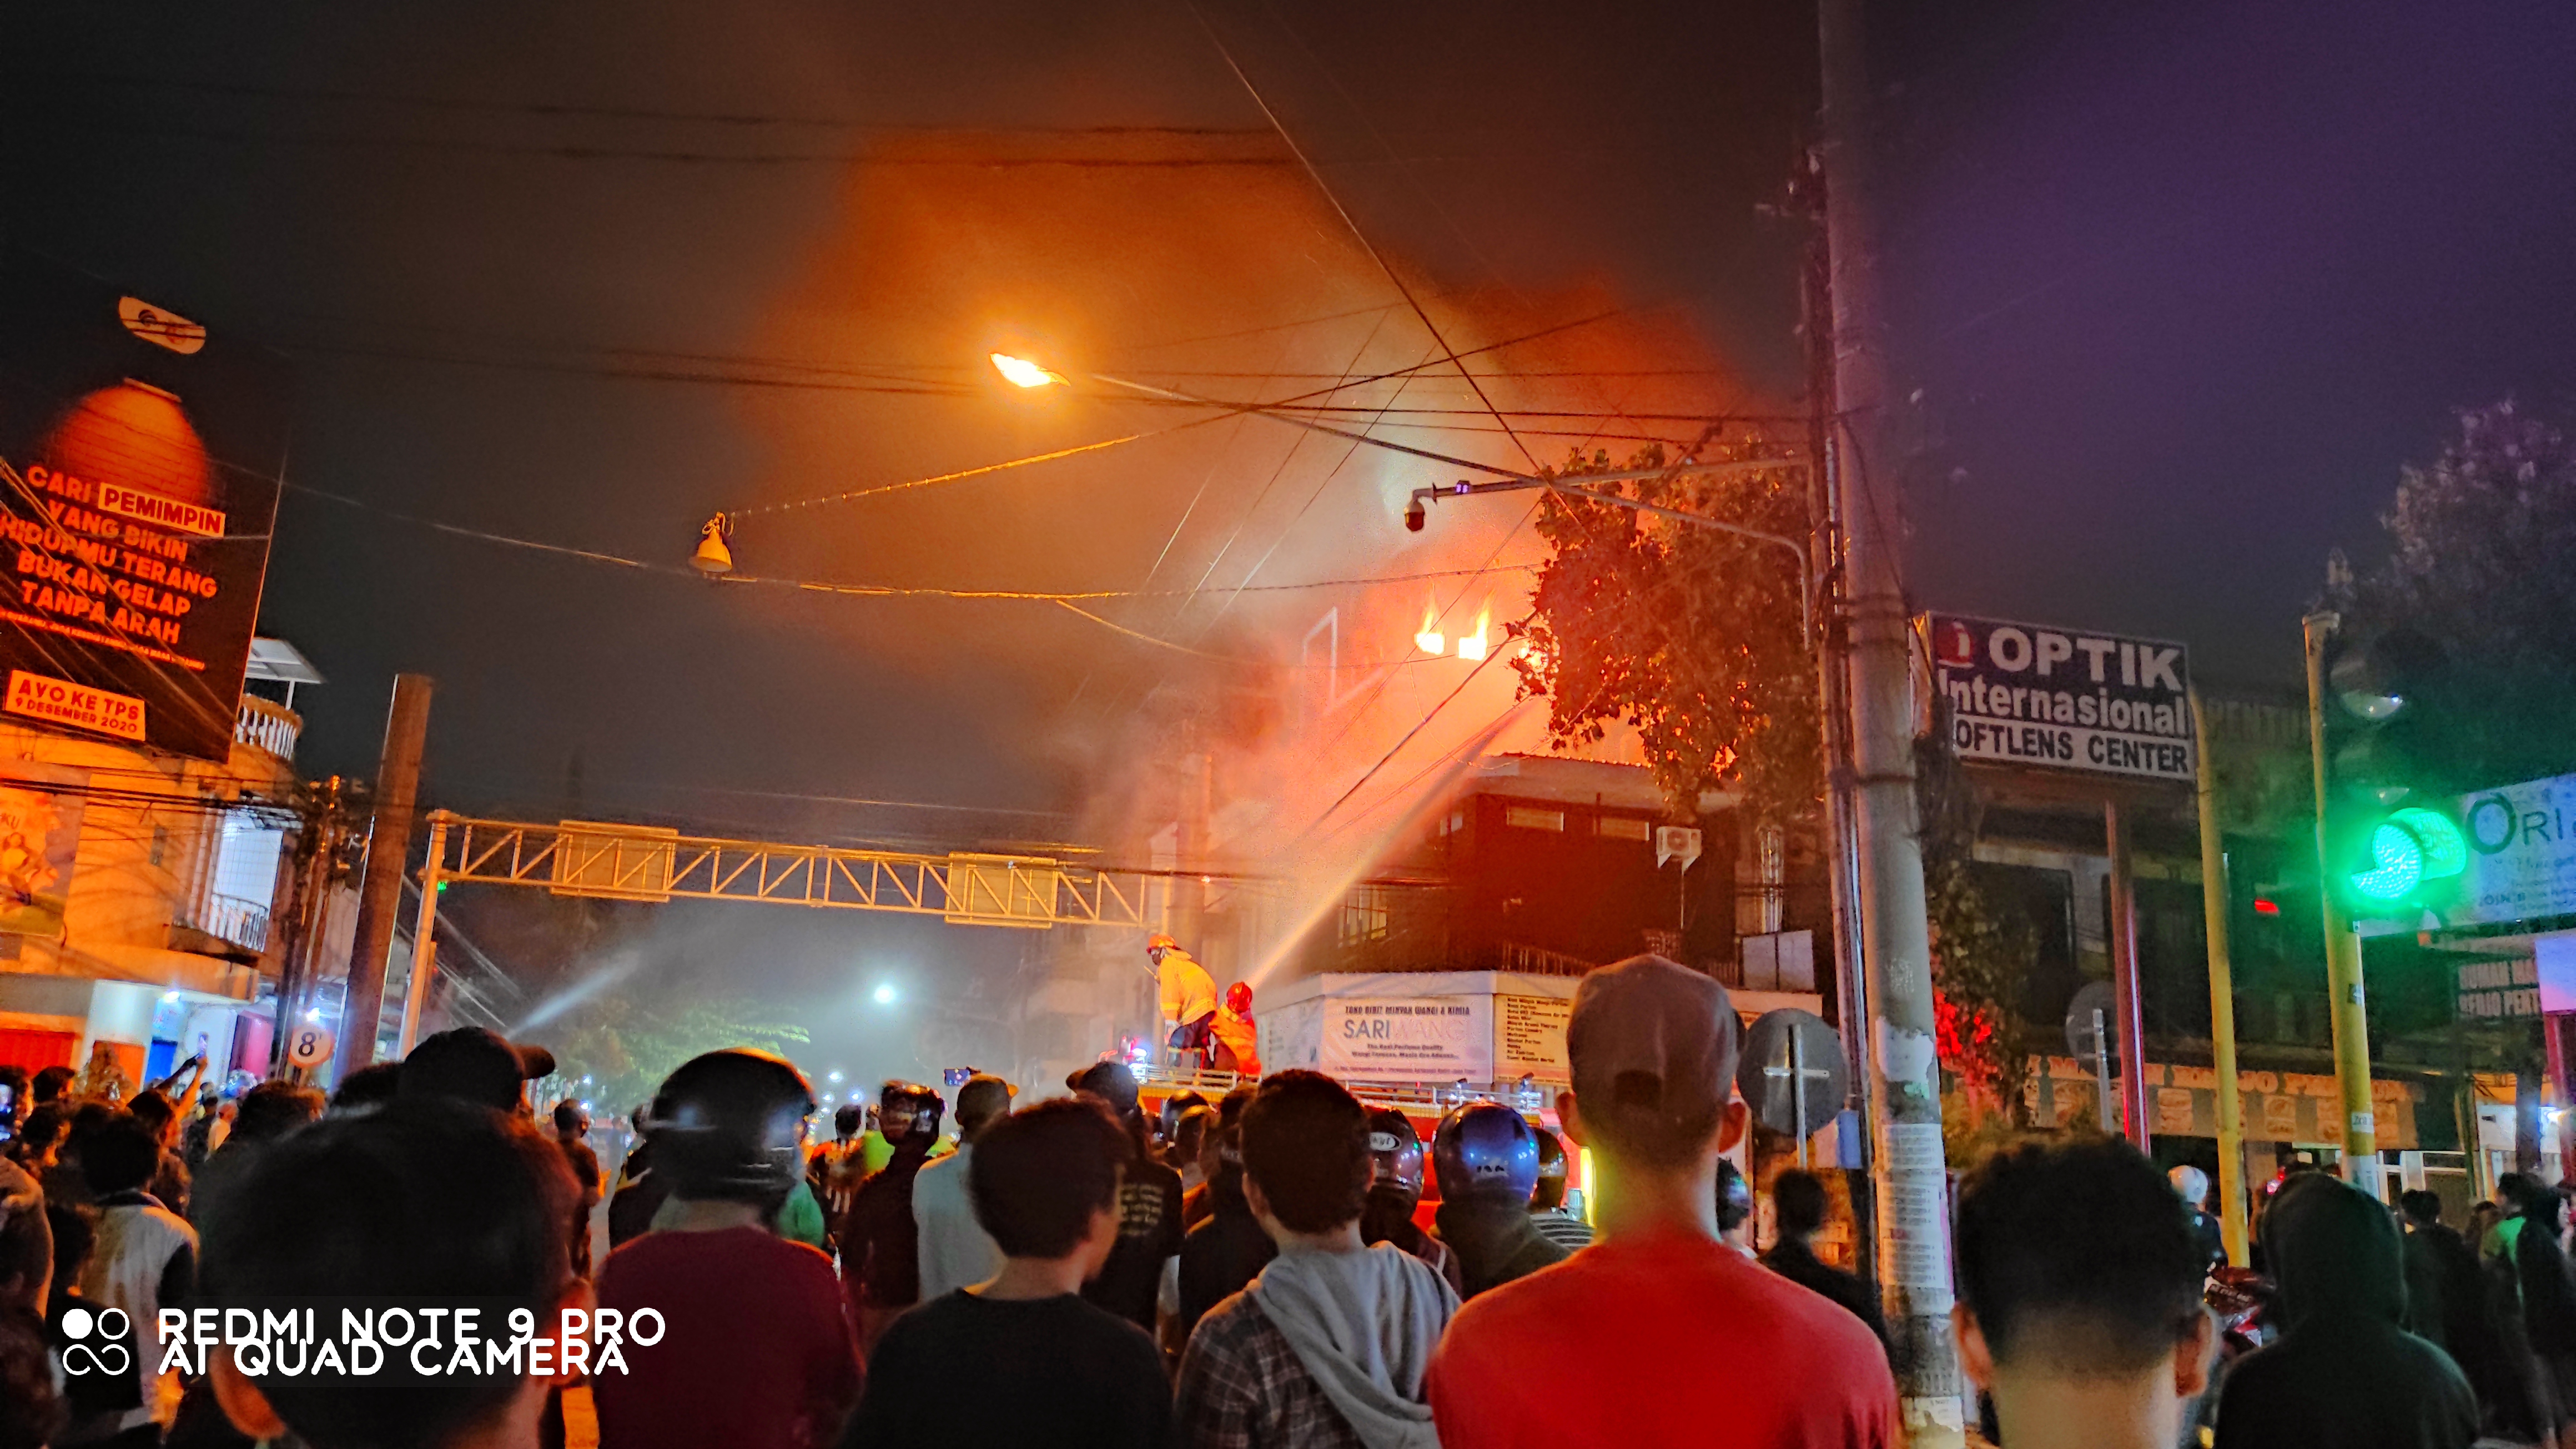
[1413,602,1445,656]
[990,353,1058,389]
[1456,602,1492,661]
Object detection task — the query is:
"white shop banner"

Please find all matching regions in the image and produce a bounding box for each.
[2452,771,2576,927]
[1319,997,1493,1080]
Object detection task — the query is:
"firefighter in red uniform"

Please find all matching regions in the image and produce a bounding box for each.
[1208,981,1260,1077]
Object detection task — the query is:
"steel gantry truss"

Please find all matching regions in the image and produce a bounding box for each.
[395,810,1162,1050]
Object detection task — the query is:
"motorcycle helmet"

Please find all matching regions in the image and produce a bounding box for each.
[1224,981,1253,1015]
[1432,1101,1540,1206]
[650,1049,816,1205]
[878,1080,945,1147]
[1367,1108,1427,1198]
[1532,1126,1570,1206]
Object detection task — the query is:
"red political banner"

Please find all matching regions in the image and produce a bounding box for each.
[0,249,286,761]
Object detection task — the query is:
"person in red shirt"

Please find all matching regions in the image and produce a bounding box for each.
[1427,955,1900,1449]
[595,1050,863,1449]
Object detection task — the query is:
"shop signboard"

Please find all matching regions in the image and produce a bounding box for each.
[0,249,287,761]
[1926,613,2195,783]
[1317,997,1493,1081]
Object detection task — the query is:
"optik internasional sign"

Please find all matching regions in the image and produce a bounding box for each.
[1926,613,2195,783]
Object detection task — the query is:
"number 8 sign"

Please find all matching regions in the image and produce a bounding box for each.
[286,1024,336,1069]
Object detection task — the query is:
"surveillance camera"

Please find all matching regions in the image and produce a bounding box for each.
[1404,498,1426,532]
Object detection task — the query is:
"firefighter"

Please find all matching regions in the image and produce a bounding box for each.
[1209,980,1261,1077]
[1146,932,1217,1068]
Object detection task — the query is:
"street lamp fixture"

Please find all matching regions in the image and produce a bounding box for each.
[990,353,1061,389]
[691,513,734,575]
[872,982,898,1006]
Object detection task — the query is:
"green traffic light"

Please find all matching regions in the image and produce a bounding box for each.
[2348,806,2467,904]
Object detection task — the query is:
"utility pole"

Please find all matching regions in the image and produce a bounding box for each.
[2302,613,2382,1195]
[2191,689,2251,1264]
[338,673,433,1078]
[1819,0,1960,1436]
[268,775,343,1079]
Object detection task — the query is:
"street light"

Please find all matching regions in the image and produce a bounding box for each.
[990,353,1061,389]
[872,982,898,1006]
[827,1069,844,1083]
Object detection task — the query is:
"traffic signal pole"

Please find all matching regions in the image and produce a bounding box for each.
[2303,612,2382,1196]
[1820,0,1961,1436]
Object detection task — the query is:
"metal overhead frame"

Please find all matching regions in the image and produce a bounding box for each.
[395,810,1160,1051]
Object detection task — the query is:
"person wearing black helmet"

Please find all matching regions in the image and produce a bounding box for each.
[1431,1101,1567,1300]
[1360,1108,1463,1296]
[593,1050,862,1449]
[843,1081,945,1352]
[1528,1127,1593,1252]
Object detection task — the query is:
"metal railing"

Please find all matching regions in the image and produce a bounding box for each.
[235,697,300,760]
[182,891,271,952]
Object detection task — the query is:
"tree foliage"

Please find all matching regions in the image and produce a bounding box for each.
[2347,400,2576,791]
[1510,440,1819,822]
[549,993,810,1116]
[1917,722,2035,1126]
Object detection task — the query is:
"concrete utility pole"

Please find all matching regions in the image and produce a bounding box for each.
[2302,613,2382,1195]
[1818,0,1960,1436]
[337,673,433,1078]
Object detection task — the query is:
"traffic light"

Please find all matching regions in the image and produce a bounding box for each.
[2344,804,2467,908]
[2318,626,2456,917]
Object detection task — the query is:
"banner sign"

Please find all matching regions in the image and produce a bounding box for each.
[1926,613,2195,783]
[1494,994,1572,1083]
[0,249,287,761]
[2030,1056,2421,1148]
[2441,772,2576,929]
[1317,997,1493,1080]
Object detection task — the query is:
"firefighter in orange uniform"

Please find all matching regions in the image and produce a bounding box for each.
[1209,981,1260,1077]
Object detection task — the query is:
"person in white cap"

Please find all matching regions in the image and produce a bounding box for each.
[1426,955,1898,1448]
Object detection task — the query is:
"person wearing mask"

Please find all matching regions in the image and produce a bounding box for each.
[1428,955,1898,1448]
[843,1081,945,1351]
[1762,1168,1888,1352]
[1175,1115,1274,1349]
[913,1073,1012,1300]
[78,1111,197,1440]
[1951,1137,2216,1449]
[1430,1101,1564,1300]
[2213,1171,2478,1448]
[1527,1128,1593,1252]
[1358,1109,1461,1295]
[554,1100,603,1279]
[838,1098,1171,1448]
[2169,1164,2228,1271]
[1071,1062,1184,1336]
[197,1096,591,1449]
[1175,1070,1458,1448]
[1149,934,1219,1069]
[593,1050,863,1449]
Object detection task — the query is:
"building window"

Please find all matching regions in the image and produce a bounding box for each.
[1597,816,1652,842]
[1339,886,1391,948]
[1503,806,1566,832]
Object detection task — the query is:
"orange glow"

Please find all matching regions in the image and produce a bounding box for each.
[1456,603,1492,661]
[1413,602,1445,656]
[990,353,1058,389]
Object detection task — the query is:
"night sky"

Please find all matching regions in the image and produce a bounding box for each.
[7,1,2573,822]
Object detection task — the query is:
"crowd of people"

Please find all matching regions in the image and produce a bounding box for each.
[0,952,2563,1448]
